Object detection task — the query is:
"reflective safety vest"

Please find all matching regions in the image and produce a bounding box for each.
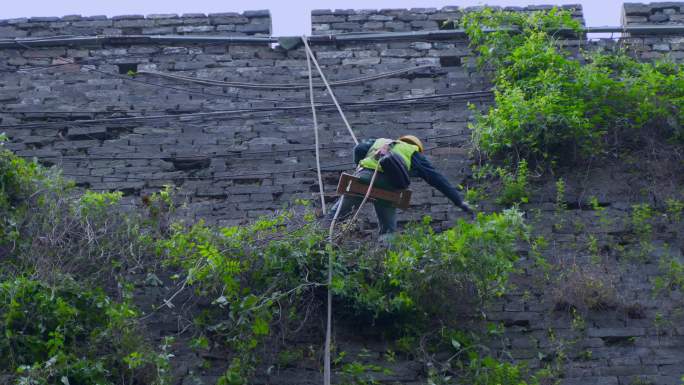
[358,138,419,172]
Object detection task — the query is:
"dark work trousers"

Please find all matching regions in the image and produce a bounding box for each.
[327,168,398,234]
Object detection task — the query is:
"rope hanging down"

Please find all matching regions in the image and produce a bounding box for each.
[301,37,358,146]
[305,37,327,216]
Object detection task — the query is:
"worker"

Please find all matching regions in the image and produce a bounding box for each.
[328,135,474,235]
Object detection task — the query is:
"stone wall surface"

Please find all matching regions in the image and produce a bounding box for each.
[311,4,584,35]
[0,11,271,38]
[623,2,684,60]
[623,2,684,24]
[0,3,683,385]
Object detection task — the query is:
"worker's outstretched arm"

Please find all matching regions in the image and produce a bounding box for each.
[411,153,473,215]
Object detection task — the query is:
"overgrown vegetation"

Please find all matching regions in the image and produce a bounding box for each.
[0,136,533,384]
[459,7,684,168]
[0,277,172,385]
[0,145,168,283]
[0,138,175,384]
[155,207,529,382]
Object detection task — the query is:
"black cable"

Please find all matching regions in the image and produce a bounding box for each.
[62,161,358,181]
[0,62,75,73]
[0,62,305,104]
[0,93,488,116]
[2,62,453,106]
[50,140,465,182]
[20,131,467,162]
[0,91,492,130]
[84,67,296,104]
[137,65,435,90]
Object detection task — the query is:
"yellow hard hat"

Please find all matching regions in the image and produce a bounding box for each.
[398,135,424,152]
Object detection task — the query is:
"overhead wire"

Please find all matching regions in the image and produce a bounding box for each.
[46,139,465,182]
[0,90,493,130]
[0,62,76,74]
[20,132,466,163]
[83,66,294,104]
[13,132,467,164]
[138,64,435,90]
[2,60,448,105]
[0,57,492,125]
[0,91,490,118]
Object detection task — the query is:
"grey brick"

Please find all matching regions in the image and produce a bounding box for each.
[29,16,60,22]
[147,14,178,19]
[649,13,670,22]
[236,23,270,33]
[176,25,215,33]
[111,14,145,20]
[114,19,155,28]
[243,10,270,17]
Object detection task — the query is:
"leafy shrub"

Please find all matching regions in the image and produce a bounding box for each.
[157,208,529,381]
[461,355,531,385]
[0,146,165,283]
[335,209,528,324]
[0,277,167,385]
[0,148,71,253]
[630,203,655,239]
[495,160,529,206]
[158,210,329,382]
[665,198,683,223]
[425,327,551,385]
[653,256,684,295]
[461,7,684,166]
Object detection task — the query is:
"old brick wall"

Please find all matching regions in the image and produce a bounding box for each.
[622,2,684,62]
[311,4,584,35]
[1,3,684,385]
[0,11,271,38]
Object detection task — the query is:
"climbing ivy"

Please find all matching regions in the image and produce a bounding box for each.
[460,7,684,167]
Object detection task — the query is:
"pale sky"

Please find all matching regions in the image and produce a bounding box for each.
[2,0,625,36]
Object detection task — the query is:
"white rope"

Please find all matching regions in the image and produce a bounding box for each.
[347,168,379,229]
[305,36,327,216]
[324,196,344,385]
[323,168,378,385]
[301,37,358,146]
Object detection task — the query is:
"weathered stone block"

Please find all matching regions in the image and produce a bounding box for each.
[312,15,346,23]
[147,14,178,19]
[236,22,270,33]
[176,25,215,33]
[243,10,270,17]
[368,15,394,21]
[649,13,671,22]
[112,14,145,20]
[72,19,113,28]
